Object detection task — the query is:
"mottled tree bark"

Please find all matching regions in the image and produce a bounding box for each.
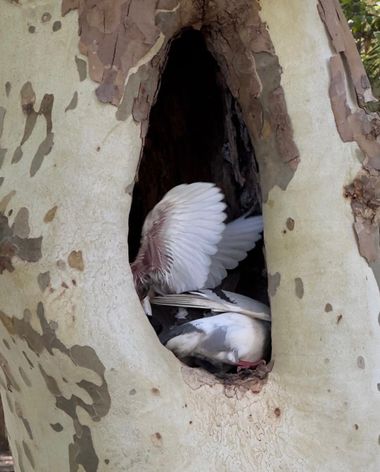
[0,1,379,471]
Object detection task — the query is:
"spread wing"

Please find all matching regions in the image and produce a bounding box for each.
[204,215,264,289]
[132,183,226,294]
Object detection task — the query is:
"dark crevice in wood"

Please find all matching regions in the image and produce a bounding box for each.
[129,29,268,306]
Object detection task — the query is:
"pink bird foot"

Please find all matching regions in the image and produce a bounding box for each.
[237,359,266,371]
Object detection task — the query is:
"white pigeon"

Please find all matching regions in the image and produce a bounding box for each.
[131,182,263,302]
[160,312,269,368]
[151,289,271,323]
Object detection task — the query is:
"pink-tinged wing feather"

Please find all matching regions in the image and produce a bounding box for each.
[132,183,226,294]
[204,215,263,289]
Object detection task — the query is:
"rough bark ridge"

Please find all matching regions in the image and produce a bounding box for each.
[318,0,380,272]
[62,0,299,200]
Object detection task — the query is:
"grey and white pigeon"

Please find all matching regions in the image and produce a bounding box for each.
[159,312,270,369]
[131,182,263,304]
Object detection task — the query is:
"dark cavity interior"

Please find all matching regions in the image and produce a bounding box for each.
[128,29,270,371]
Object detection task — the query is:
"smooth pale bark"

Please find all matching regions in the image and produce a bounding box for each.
[0,1,379,471]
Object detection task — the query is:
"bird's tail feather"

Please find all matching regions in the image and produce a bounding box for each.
[151,292,271,322]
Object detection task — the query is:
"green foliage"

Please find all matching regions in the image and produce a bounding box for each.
[340,0,380,97]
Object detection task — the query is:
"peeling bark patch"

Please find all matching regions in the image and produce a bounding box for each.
[18,367,31,387]
[0,189,16,214]
[0,304,111,471]
[0,177,4,187]
[62,0,79,16]
[44,205,58,223]
[0,213,42,274]
[5,393,13,413]
[325,303,333,312]
[69,424,99,471]
[30,132,54,177]
[37,271,50,292]
[0,150,7,169]
[11,146,23,164]
[328,55,380,169]
[74,0,162,106]
[20,82,40,146]
[57,259,66,270]
[50,422,64,432]
[268,272,281,297]
[41,12,52,23]
[68,250,84,271]
[28,25,36,34]
[286,217,295,231]
[12,208,30,238]
[0,351,20,392]
[2,339,10,350]
[151,387,160,395]
[294,278,304,299]
[65,91,78,112]
[22,351,34,368]
[75,56,87,82]
[318,0,375,107]
[22,441,35,468]
[357,356,365,369]
[0,107,6,138]
[5,82,11,97]
[318,1,380,272]
[345,169,380,264]
[151,432,163,447]
[52,21,62,32]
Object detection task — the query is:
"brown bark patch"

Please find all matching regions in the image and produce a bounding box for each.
[12,207,30,239]
[0,213,42,274]
[5,82,11,97]
[68,250,84,271]
[344,168,380,263]
[50,422,64,432]
[62,0,79,16]
[318,0,375,107]
[11,146,23,164]
[74,56,87,81]
[357,355,365,369]
[37,271,50,292]
[286,217,295,231]
[324,303,333,312]
[43,205,58,223]
[41,12,52,23]
[318,1,380,277]
[294,277,304,299]
[268,272,281,297]
[64,91,78,112]
[52,21,62,32]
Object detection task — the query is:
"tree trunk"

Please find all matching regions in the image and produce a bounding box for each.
[0,1,379,471]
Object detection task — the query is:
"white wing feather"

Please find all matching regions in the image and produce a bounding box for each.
[135,183,226,294]
[151,290,271,322]
[205,215,264,289]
